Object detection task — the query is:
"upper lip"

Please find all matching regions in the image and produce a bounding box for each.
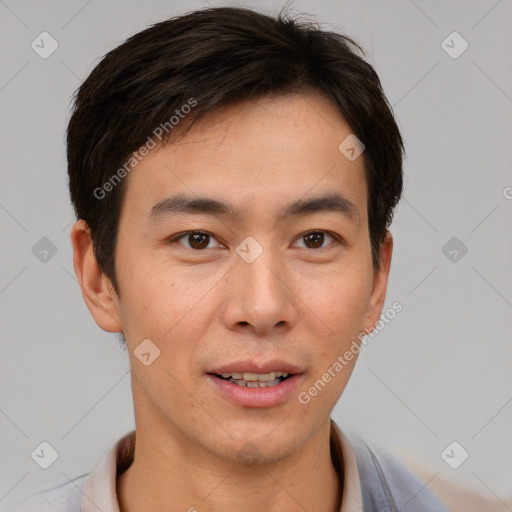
[208,360,303,375]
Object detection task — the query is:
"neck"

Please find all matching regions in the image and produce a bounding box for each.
[117,420,342,512]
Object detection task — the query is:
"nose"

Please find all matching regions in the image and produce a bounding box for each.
[221,241,298,336]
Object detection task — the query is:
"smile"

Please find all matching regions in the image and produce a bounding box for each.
[217,371,291,387]
[208,372,303,408]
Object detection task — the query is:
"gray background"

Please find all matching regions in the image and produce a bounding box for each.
[1,0,511,509]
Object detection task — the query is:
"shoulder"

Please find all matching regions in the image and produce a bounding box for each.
[7,474,88,512]
[347,435,450,512]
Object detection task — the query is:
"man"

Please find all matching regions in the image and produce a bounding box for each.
[12,5,450,512]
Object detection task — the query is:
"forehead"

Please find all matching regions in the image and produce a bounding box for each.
[120,90,368,224]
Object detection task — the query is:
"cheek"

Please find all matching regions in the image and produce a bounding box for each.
[296,271,372,409]
[117,258,218,352]
[298,264,373,340]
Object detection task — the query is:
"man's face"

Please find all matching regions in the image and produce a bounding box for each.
[102,90,389,463]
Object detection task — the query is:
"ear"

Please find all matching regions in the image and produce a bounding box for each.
[363,231,393,334]
[70,220,123,333]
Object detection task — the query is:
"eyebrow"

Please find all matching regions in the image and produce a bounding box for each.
[147,192,360,225]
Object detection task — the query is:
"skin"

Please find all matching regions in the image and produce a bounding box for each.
[71,89,393,512]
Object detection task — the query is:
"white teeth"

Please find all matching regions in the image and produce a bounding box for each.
[253,373,275,382]
[233,378,282,388]
[220,371,289,382]
[217,371,293,388]
[243,372,268,382]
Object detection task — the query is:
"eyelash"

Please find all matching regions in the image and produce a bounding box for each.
[168,230,344,250]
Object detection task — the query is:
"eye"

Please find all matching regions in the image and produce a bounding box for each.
[293,231,339,249]
[171,231,223,250]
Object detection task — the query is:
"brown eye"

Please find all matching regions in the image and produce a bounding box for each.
[294,231,336,249]
[304,232,324,248]
[187,232,210,249]
[172,231,222,250]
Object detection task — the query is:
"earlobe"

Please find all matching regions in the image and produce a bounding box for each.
[363,232,393,334]
[70,220,123,333]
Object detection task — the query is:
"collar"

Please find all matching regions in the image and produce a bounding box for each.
[81,419,363,512]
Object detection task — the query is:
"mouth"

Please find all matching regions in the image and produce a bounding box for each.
[212,371,294,388]
[206,362,304,408]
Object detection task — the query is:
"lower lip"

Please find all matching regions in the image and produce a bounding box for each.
[207,374,303,408]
